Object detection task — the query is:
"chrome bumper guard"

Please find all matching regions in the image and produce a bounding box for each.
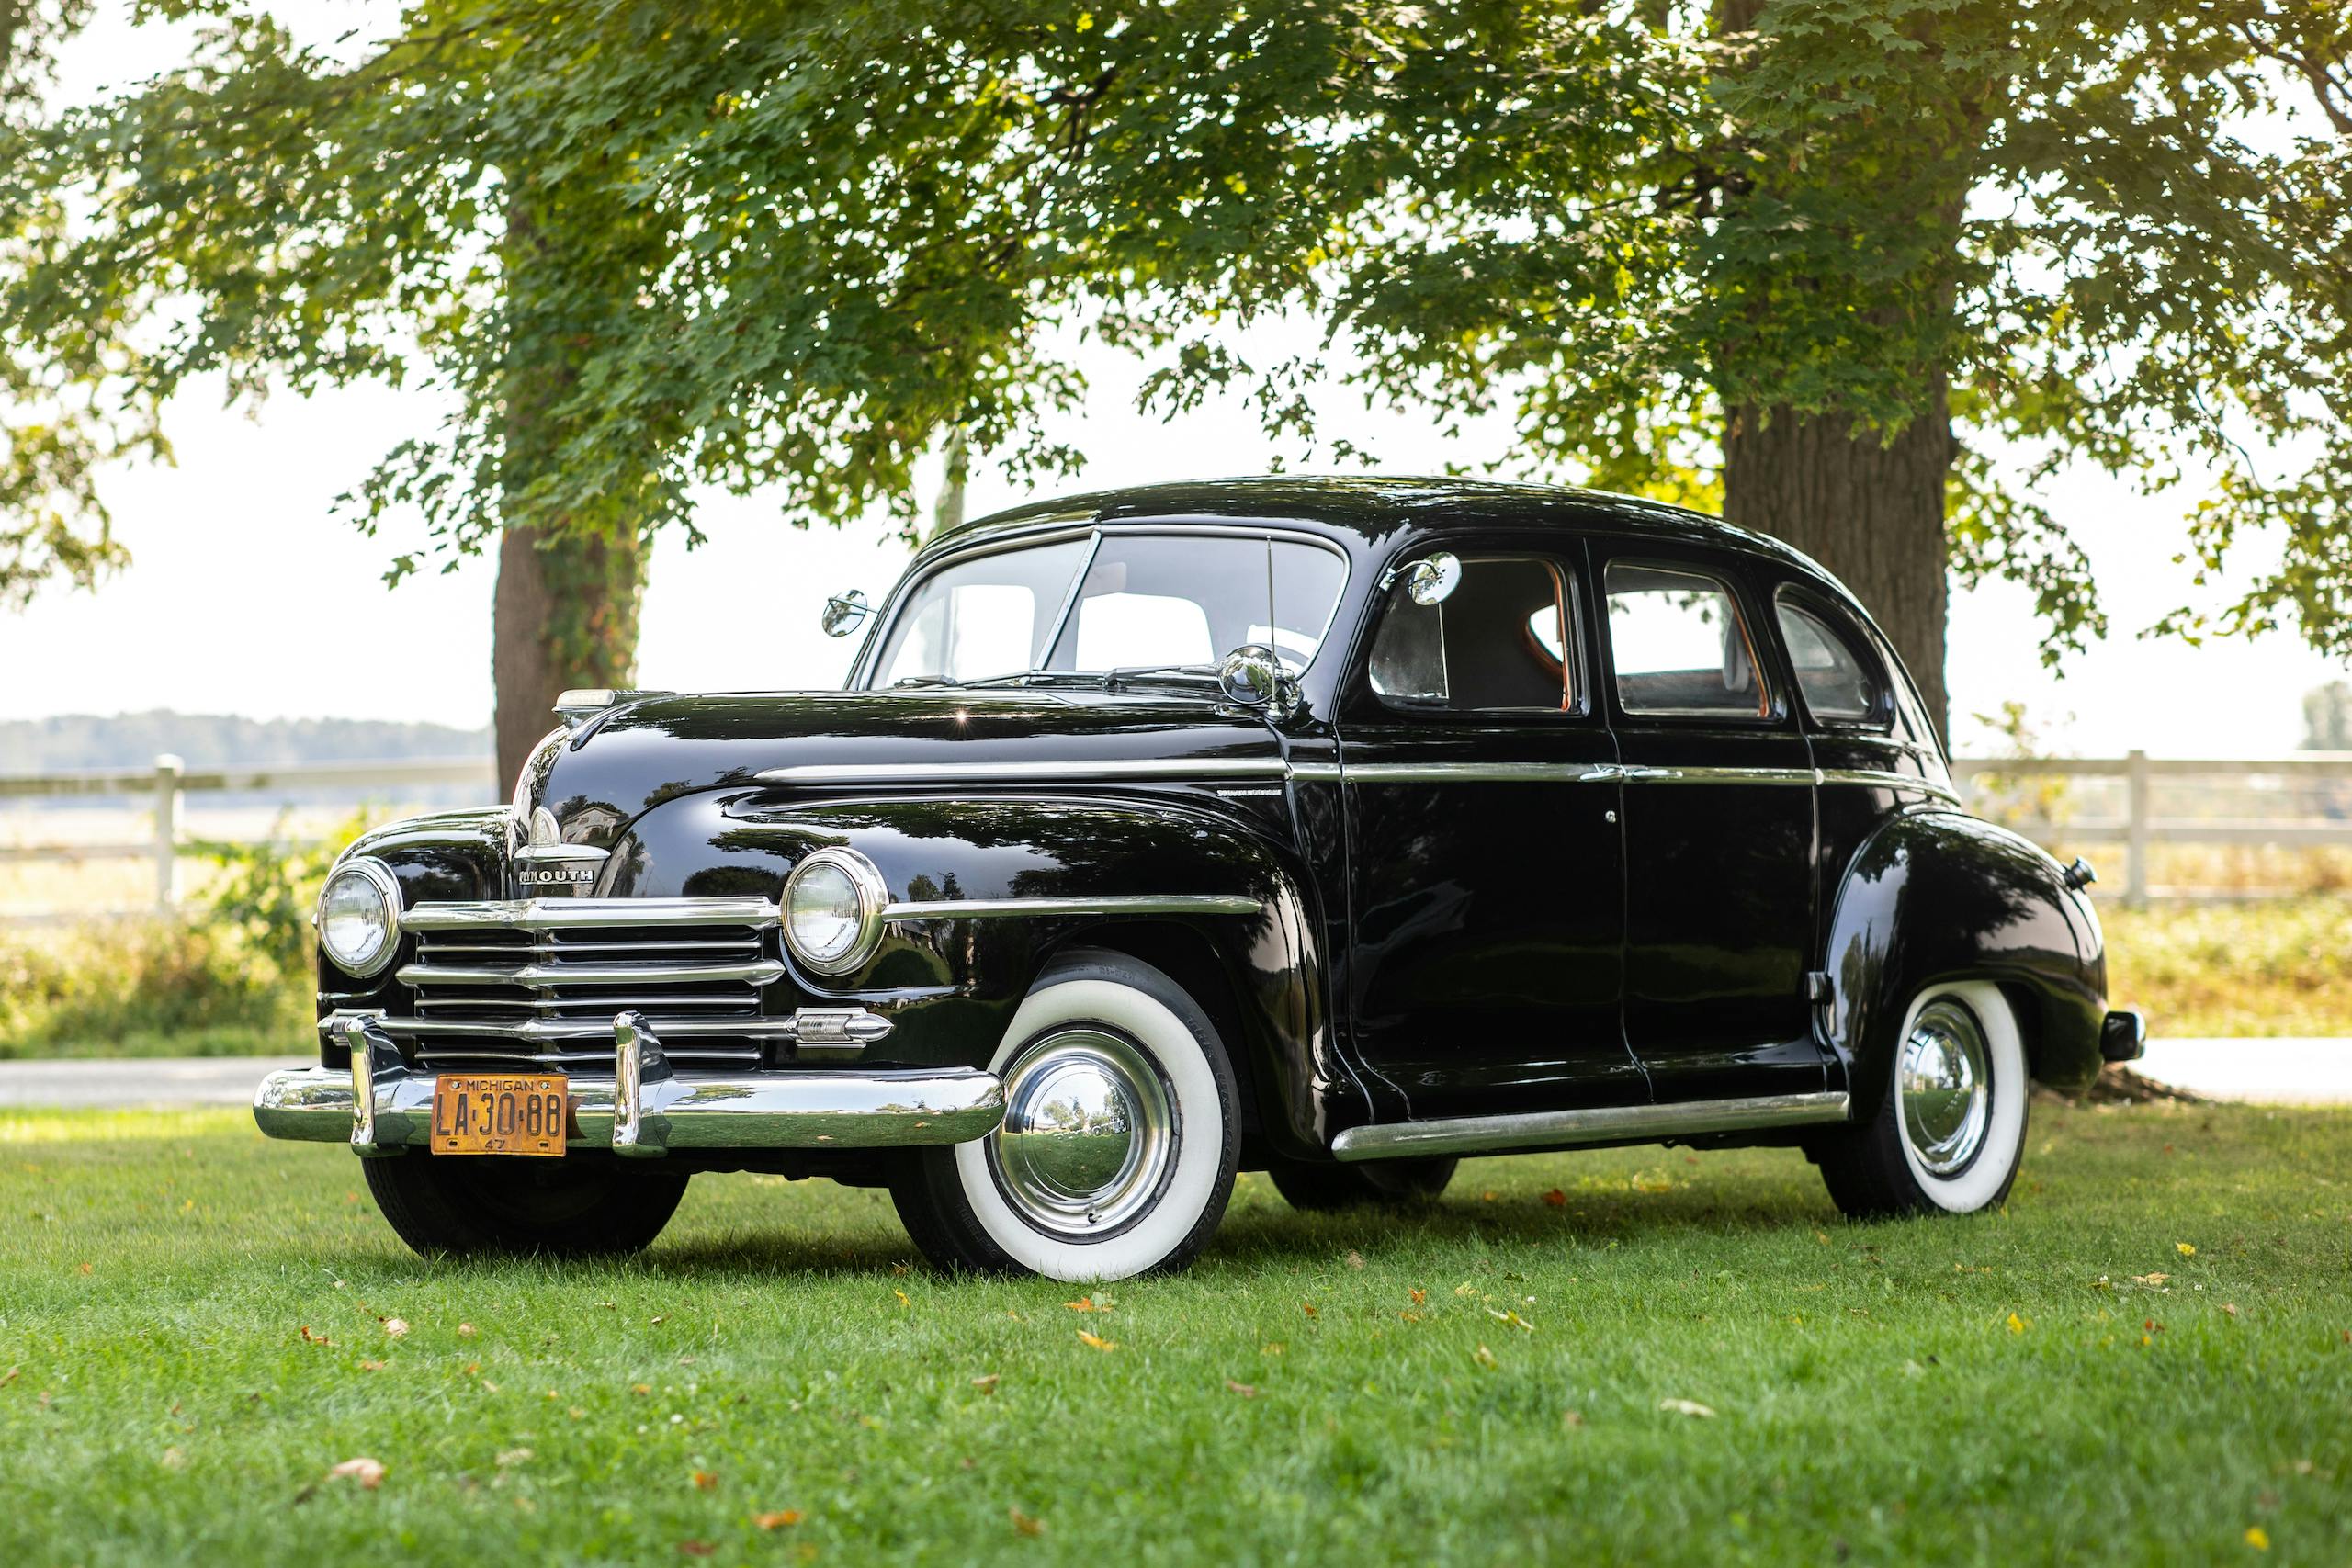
[254,1011,1004,1157]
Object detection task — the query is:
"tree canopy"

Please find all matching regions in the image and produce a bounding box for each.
[6,1,2346,716]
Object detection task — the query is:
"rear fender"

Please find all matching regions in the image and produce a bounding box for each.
[1823,810,2108,1113]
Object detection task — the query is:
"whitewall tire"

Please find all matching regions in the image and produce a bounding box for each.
[889,951,1239,1281]
[1817,979,2029,1219]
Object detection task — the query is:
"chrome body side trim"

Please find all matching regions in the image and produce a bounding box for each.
[755,757,1289,786]
[1816,767,1963,805]
[512,843,611,865]
[882,893,1263,922]
[1329,1091,1851,1161]
[401,897,780,931]
[253,1062,1005,1152]
[1616,765,1816,786]
[1294,761,1623,784]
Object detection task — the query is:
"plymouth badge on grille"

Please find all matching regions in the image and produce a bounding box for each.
[510,804,608,893]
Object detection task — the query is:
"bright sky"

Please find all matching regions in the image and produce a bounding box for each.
[5,5,2343,758]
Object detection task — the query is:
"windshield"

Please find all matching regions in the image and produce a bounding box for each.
[870,532,1348,689]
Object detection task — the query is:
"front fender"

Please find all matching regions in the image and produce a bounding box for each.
[609,788,1356,1155]
[1824,809,2108,1112]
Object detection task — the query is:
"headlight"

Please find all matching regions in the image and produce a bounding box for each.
[783,847,886,976]
[317,857,401,977]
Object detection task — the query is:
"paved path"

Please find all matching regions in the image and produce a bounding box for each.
[0,1055,309,1110]
[0,1043,2346,1110]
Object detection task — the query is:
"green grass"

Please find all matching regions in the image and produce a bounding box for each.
[3,1107,2348,1564]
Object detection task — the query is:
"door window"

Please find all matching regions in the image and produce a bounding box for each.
[1367,556,1578,712]
[1604,563,1772,719]
[1775,595,1890,727]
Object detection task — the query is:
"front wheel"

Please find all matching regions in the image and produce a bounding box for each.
[889,951,1239,1281]
[1815,979,2029,1219]
[362,1154,689,1258]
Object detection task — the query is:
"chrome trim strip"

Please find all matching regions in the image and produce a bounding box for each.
[1616,765,1816,786]
[1818,767,1962,804]
[401,897,779,931]
[756,758,1287,786]
[1294,761,1623,784]
[882,893,1263,922]
[254,1063,1004,1152]
[1329,1091,1851,1161]
[395,957,785,988]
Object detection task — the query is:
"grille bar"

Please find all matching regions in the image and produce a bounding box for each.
[403,897,779,931]
[397,958,784,988]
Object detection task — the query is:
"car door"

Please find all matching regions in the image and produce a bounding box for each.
[1595,544,1828,1103]
[1329,538,1641,1122]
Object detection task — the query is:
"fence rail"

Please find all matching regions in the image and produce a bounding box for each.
[1,750,2346,923]
[0,755,497,924]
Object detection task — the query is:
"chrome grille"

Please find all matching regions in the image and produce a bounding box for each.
[390,897,786,1069]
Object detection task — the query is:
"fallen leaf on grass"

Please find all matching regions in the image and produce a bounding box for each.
[2222,1303,2241,1318]
[496,1449,532,1468]
[458,1323,477,1338]
[1486,1308,1535,1334]
[1064,1298,1098,1313]
[2245,1526,2270,1551]
[1544,1189,1567,1208]
[1658,1399,1716,1418]
[971,1374,1001,1393]
[2007,1313,2028,1335]
[357,1359,386,1372]
[1346,1250,1365,1269]
[1471,1345,1498,1370]
[328,1457,386,1490]
[1563,1411,1585,1428]
[677,1541,715,1558]
[298,1325,332,1347]
[753,1510,803,1529]
[2177,1242,2198,1258]
[161,1447,187,1470]
[1226,1380,1258,1398]
[1408,1288,1426,1306]
[692,1471,718,1492]
[1480,1190,1499,1202]
[631,1383,653,1396]
[382,1318,409,1340]
[1300,1302,1318,1319]
[2132,1272,2170,1287]
[1077,1331,1116,1352]
[1010,1506,1046,1537]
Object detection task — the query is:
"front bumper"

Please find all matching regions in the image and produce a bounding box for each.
[254,1012,1003,1157]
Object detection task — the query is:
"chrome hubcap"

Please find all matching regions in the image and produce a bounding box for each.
[1900,998,1992,1177]
[989,1028,1174,1238]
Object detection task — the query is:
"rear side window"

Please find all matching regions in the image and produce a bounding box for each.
[1603,563,1771,719]
[1775,595,1889,727]
[1368,556,1578,713]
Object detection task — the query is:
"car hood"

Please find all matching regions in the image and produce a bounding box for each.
[515,688,1283,850]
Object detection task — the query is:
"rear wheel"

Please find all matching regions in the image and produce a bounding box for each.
[1264,1154,1457,1211]
[890,951,1239,1281]
[362,1154,689,1259]
[1816,979,2028,1219]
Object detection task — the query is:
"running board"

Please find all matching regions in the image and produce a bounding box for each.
[1329,1091,1851,1162]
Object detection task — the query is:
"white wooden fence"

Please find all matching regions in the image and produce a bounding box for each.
[1,750,2347,922]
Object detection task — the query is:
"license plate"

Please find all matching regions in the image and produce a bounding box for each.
[429,1075,569,1156]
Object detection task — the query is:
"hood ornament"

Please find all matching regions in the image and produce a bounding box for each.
[512,804,609,889]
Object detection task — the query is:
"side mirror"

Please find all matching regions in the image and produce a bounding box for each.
[1381,550,1462,606]
[820,589,871,638]
[1217,643,1283,708]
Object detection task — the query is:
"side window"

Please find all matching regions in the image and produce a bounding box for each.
[1775,595,1889,727]
[1368,556,1577,713]
[1603,563,1771,719]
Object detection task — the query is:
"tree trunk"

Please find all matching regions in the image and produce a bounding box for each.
[492,523,646,787]
[492,189,650,790]
[1721,390,1956,746]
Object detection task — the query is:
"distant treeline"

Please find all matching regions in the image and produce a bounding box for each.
[0,711,492,773]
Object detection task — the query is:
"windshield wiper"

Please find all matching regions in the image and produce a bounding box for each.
[1099,663,1221,693]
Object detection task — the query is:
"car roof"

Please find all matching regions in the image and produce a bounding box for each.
[946,474,1838,584]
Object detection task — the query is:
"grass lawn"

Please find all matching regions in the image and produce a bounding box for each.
[3,1105,2347,1565]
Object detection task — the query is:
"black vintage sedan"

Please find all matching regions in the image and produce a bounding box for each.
[256,477,2142,1280]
